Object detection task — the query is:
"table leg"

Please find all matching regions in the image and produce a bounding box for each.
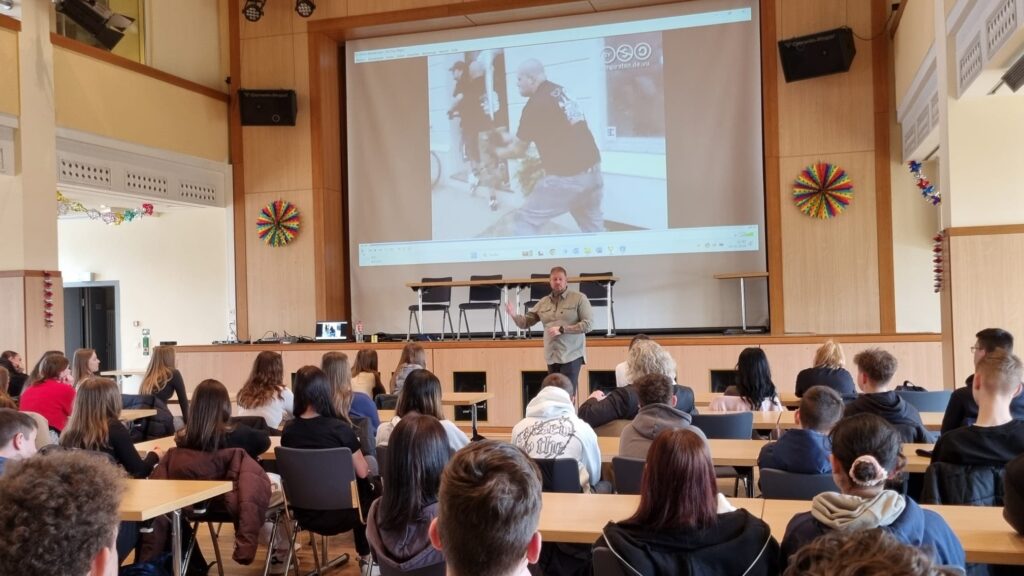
[501,285,509,339]
[514,287,523,339]
[417,288,424,337]
[739,277,748,332]
[470,403,484,441]
[605,282,613,337]
[172,509,183,576]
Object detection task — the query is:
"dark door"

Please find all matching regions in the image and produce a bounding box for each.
[63,285,118,371]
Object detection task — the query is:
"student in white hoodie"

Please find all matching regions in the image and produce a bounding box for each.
[512,373,602,492]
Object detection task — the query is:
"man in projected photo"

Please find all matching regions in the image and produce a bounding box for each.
[506,266,593,388]
[497,59,604,235]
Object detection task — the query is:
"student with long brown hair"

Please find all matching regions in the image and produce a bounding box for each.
[176,379,270,460]
[0,367,16,409]
[61,376,161,478]
[18,353,75,432]
[351,348,386,398]
[237,351,293,429]
[71,348,101,387]
[597,428,779,575]
[323,351,380,430]
[140,345,189,423]
[24,350,65,388]
[390,343,427,394]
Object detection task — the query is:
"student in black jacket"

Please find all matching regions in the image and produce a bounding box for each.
[1005,454,1024,535]
[579,339,696,429]
[794,340,857,401]
[140,345,190,425]
[941,328,1024,434]
[175,379,271,461]
[0,351,27,397]
[844,348,932,443]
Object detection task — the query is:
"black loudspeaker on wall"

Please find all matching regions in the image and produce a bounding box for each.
[778,27,856,83]
[239,89,298,126]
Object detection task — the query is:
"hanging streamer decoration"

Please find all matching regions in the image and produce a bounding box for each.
[42,271,54,328]
[792,162,854,219]
[56,192,154,225]
[932,232,945,293]
[908,161,941,205]
[256,200,301,247]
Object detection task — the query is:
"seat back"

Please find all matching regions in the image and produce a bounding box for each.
[532,458,583,493]
[528,273,552,303]
[759,469,839,500]
[275,447,356,511]
[122,394,176,441]
[592,547,630,576]
[612,457,645,495]
[593,419,632,438]
[467,274,502,303]
[578,272,613,302]
[20,411,54,450]
[375,394,398,409]
[376,444,389,479]
[692,412,754,439]
[420,277,452,305]
[351,415,376,457]
[379,562,446,576]
[895,389,952,413]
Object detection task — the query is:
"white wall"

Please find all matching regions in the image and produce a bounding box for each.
[58,208,231,370]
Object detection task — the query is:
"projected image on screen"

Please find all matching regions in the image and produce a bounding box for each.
[428,33,668,242]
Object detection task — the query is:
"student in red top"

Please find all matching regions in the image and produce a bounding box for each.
[18,353,75,432]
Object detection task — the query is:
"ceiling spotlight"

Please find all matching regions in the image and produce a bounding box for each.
[0,1,14,12]
[295,0,315,18]
[243,0,266,22]
[54,0,135,50]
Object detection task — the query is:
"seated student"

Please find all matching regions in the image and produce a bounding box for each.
[620,373,706,459]
[0,350,27,397]
[1005,454,1024,535]
[0,450,126,576]
[710,347,783,412]
[139,345,190,425]
[0,366,16,409]
[785,528,961,576]
[781,413,965,569]
[282,365,372,567]
[579,339,697,429]
[351,348,387,398]
[795,340,857,401]
[931,350,1024,466]
[237,350,294,429]
[597,428,779,575]
[376,369,469,451]
[176,379,270,461]
[942,328,1024,433]
[428,440,543,576]
[18,353,75,433]
[844,348,932,443]
[60,377,161,479]
[323,351,380,431]
[614,334,650,387]
[0,408,38,474]
[71,348,101,388]
[759,385,844,474]
[391,343,427,394]
[513,373,602,492]
[366,414,451,573]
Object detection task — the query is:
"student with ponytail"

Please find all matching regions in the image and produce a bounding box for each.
[780,413,964,570]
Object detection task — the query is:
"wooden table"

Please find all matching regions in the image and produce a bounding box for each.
[444,392,493,440]
[713,272,769,333]
[122,409,157,421]
[101,370,146,392]
[121,479,232,576]
[538,493,1024,564]
[695,392,801,408]
[744,410,942,432]
[406,276,619,339]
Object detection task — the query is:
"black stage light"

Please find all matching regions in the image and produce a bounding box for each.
[295,0,315,18]
[55,0,135,51]
[243,0,266,22]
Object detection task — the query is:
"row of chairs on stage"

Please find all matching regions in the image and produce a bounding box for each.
[407,273,617,340]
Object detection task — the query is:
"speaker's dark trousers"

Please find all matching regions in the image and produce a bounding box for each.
[548,357,584,390]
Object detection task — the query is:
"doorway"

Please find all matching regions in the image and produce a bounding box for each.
[64,282,120,372]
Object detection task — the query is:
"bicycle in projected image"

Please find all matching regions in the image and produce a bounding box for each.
[430,150,442,189]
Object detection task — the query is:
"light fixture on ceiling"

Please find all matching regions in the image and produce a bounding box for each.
[243,0,266,22]
[54,0,135,50]
[1002,52,1024,93]
[295,0,315,18]
[0,0,14,12]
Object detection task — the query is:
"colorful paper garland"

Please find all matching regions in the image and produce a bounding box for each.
[792,162,854,219]
[908,161,941,205]
[42,271,54,328]
[56,192,154,225]
[256,200,301,247]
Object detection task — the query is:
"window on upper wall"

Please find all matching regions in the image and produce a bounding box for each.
[53,0,145,63]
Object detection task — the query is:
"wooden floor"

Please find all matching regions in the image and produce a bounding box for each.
[185,525,365,576]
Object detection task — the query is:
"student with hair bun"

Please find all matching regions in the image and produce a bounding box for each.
[780,413,964,570]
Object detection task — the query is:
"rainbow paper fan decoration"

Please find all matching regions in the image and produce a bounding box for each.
[256,200,301,247]
[792,162,854,219]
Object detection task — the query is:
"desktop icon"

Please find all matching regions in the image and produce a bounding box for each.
[573,247,580,254]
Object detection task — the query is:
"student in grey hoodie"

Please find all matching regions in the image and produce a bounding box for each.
[512,373,602,492]
[620,373,706,459]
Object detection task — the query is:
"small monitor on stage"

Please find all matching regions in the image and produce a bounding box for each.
[315,321,349,342]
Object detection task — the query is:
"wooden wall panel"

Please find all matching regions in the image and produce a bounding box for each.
[347,0,456,17]
[780,152,880,334]
[948,233,1024,386]
[0,277,26,357]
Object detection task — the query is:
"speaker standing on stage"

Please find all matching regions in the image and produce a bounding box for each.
[506,267,592,387]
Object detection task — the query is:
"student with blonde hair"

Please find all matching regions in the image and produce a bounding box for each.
[795,340,856,400]
[140,345,189,424]
[323,351,380,430]
[237,350,293,429]
[61,376,161,478]
[71,348,101,387]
